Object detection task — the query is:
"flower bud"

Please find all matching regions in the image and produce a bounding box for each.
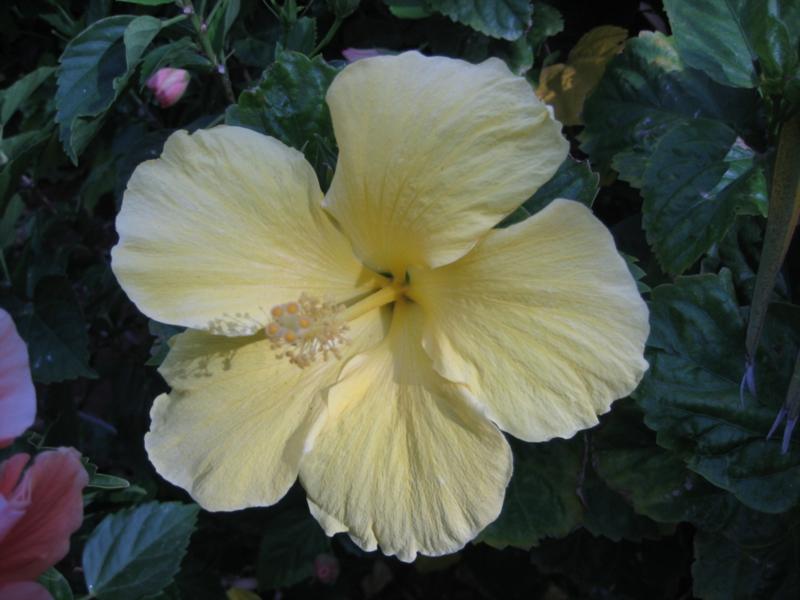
[146,68,190,108]
[313,553,340,584]
[341,48,382,62]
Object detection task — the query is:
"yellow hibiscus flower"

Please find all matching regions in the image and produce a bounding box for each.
[111,51,649,561]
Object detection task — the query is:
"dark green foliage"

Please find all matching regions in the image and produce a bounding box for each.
[82,502,200,600]
[636,273,800,512]
[478,437,584,549]
[257,507,331,590]
[6,276,97,383]
[226,50,339,184]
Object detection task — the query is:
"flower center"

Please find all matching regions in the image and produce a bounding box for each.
[266,285,404,368]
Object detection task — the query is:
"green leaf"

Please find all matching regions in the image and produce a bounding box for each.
[623,254,651,294]
[427,0,532,40]
[146,319,184,366]
[123,16,162,68]
[580,461,667,543]
[478,437,583,549]
[528,2,563,52]
[284,17,316,55]
[83,501,200,600]
[0,66,56,129]
[750,13,797,87]
[328,0,361,19]
[56,15,161,163]
[496,205,530,228]
[257,506,330,590]
[38,568,74,600]
[226,51,339,184]
[8,275,97,384]
[492,34,534,75]
[592,400,738,528]
[0,194,24,249]
[525,156,599,214]
[0,128,53,206]
[208,0,241,56]
[701,218,778,306]
[580,32,760,186]
[116,0,174,5]
[634,272,800,513]
[663,0,800,90]
[692,506,800,600]
[81,456,131,490]
[662,0,757,88]
[89,472,132,489]
[385,0,434,19]
[641,119,767,274]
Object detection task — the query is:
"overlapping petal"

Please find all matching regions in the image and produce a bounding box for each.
[0,581,52,600]
[299,302,512,561]
[410,199,649,442]
[112,126,377,336]
[323,51,569,274]
[0,448,88,583]
[145,309,387,511]
[0,309,35,447]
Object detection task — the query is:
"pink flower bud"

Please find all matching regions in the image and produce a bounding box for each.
[146,68,190,108]
[341,48,384,62]
[313,553,340,585]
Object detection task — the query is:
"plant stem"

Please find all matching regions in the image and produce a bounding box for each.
[179,0,236,104]
[312,17,343,56]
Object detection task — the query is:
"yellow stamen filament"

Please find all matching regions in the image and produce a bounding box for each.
[265,286,404,368]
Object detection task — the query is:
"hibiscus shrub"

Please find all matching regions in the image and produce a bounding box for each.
[1,0,798,599]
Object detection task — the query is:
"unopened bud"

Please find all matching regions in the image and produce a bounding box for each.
[146,68,190,108]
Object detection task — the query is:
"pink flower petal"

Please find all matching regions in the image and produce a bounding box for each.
[0,454,31,542]
[0,448,88,582]
[146,68,190,108]
[341,48,383,62]
[0,309,36,447]
[0,581,53,600]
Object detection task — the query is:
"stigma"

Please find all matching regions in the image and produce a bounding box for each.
[265,294,348,368]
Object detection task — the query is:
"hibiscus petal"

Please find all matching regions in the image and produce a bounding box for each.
[0,454,31,542]
[0,581,53,600]
[145,309,387,511]
[0,448,88,582]
[112,126,377,336]
[0,309,36,447]
[323,51,568,275]
[410,199,650,442]
[299,301,512,562]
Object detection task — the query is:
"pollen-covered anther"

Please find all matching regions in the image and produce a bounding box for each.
[265,293,349,368]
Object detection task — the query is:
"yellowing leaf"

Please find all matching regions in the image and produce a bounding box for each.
[537,25,627,125]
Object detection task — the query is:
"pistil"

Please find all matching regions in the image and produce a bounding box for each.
[340,284,405,322]
[265,284,405,368]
